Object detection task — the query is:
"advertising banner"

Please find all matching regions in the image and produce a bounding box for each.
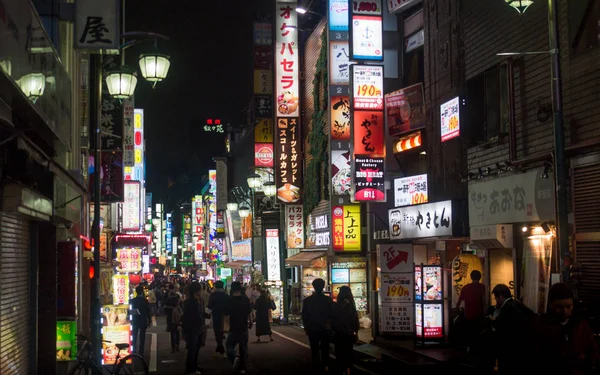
[216,210,226,238]
[440,96,460,142]
[385,83,426,137]
[350,14,383,61]
[101,305,131,364]
[90,151,124,203]
[353,111,385,156]
[132,109,145,182]
[123,181,141,231]
[332,205,361,252]
[254,143,274,167]
[56,320,76,361]
[231,239,252,261]
[266,229,281,281]
[329,0,350,31]
[275,2,300,118]
[415,303,443,337]
[192,196,205,264]
[380,273,413,303]
[275,117,302,203]
[254,118,274,143]
[389,201,453,239]
[331,150,352,195]
[255,95,273,119]
[285,205,304,249]
[112,274,129,305]
[331,96,351,141]
[116,248,142,273]
[380,304,414,333]
[354,156,385,201]
[353,0,383,14]
[352,65,384,110]
[330,41,351,86]
[393,174,428,207]
[123,100,135,167]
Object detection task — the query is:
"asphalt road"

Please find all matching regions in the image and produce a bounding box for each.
[142,316,377,375]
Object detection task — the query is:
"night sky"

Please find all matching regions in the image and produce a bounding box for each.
[124,0,256,208]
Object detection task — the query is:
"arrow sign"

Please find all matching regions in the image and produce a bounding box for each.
[386,248,408,271]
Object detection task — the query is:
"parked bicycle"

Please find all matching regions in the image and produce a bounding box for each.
[69,333,148,375]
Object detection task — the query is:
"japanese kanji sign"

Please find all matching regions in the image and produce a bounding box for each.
[116,248,142,273]
[255,95,274,119]
[275,117,302,203]
[254,118,274,142]
[285,205,304,249]
[394,174,428,207]
[275,2,300,117]
[330,41,351,85]
[100,73,123,150]
[331,96,351,141]
[123,100,134,167]
[350,13,383,61]
[253,22,273,46]
[389,201,453,239]
[353,111,385,156]
[266,229,281,281]
[352,65,384,110]
[122,181,141,232]
[385,83,426,137]
[380,304,414,333]
[254,70,273,94]
[203,118,225,133]
[332,205,361,252]
[75,0,120,52]
[354,156,385,201]
[440,96,460,142]
[112,275,129,305]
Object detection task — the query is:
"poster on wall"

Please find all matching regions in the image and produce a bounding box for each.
[380,304,414,333]
[354,156,385,201]
[275,1,300,117]
[385,83,426,137]
[275,117,302,203]
[378,244,413,273]
[332,205,361,252]
[331,150,352,195]
[266,229,281,281]
[352,65,384,110]
[380,273,413,303]
[394,174,428,207]
[101,305,131,363]
[285,205,305,249]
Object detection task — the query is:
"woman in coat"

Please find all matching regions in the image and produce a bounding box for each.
[332,286,359,375]
[254,289,276,342]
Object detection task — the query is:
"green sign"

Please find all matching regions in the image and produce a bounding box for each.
[179,261,194,267]
[56,320,76,361]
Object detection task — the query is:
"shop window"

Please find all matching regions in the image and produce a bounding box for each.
[569,0,600,54]
[465,64,509,146]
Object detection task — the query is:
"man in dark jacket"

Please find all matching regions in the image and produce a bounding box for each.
[208,280,229,356]
[302,278,333,372]
[131,285,151,355]
[183,282,207,375]
[225,282,253,374]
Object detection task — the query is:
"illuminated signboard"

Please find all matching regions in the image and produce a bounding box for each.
[203,118,224,133]
[354,156,385,201]
[275,118,302,203]
[166,213,172,253]
[254,143,274,167]
[332,205,361,251]
[116,248,142,273]
[440,96,460,142]
[353,110,385,156]
[112,274,129,305]
[352,65,384,110]
[266,229,281,281]
[350,14,383,61]
[394,174,428,207]
[275,2,300,118]
[329,0,350,31]
[285,205,304,249]
[122,181,141,232]
[192,195,205,264]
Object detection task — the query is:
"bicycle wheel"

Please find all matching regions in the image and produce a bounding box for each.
[114,353,149,375]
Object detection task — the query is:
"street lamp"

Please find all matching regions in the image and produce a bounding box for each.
[505,0,534,14]
[138,53,171,85]
[247,173,263,189]
[263,181,276,197]
[105,66,138,99]
[238,205,251,218]
[227,202,239,211]
[18,72,45,103]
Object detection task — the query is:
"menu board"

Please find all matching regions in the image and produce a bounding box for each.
[332,268,350,283]
[415,303,443,338]
[331,261,368,311]
[350,268,367,282]
[101,305,131,364]
[423,266,442,301]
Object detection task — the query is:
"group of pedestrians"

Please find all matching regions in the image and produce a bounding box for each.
[456,270,599,374]
[302,278,360,375]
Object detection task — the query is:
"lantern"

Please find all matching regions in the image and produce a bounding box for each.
[263,181,276,197]
[505,0,534,14]
[18,72,46,102]
[238,205,251,218]
[227,202,238,211]
[138,53,171,83]
[105,67,138,99]
[247,173,263,189]
[129,273,142,286]
[451,253,483,307]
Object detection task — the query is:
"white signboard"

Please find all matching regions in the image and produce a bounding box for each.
[266,229,281,281]
[389,200,453,239]
[75,0,120,52]
[142,254,150,274]
[275,2,300,118]
[380,273,413,303]
[330,41,351,86]
[394,174,428,207]
[329,0,350,31]
[380,303,414,333]
[440,96,460,142]
[378,244,413,273]
[351,15,383,61]
[286,205,305,249]
[352,65,384,110]
[353,0,383,15]
[122,181,140,231]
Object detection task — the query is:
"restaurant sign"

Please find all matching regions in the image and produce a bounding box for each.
[275,117,302,203]
[354,156,385,201]
[389,200,452,239]
[332,205,361,252]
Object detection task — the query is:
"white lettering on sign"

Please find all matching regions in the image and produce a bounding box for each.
[315,232,330,246]
[315,215,328,230]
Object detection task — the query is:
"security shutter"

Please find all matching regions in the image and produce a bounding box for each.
[572,160,600,305]
[0,213,31,375]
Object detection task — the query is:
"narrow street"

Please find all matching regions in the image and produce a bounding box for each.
[143,318,376,374]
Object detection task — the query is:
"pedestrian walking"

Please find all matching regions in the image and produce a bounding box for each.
[225,281,253,374]
[332,286,359,375]
[208,280,229,357]
[182,282,207,375]
[164,291,182,352]
[130,285,151,355]
[302,278,334,372]
[254,289,276,342]
[455,270,487,350]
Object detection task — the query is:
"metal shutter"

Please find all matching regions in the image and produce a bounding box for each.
[0,213,31,375]
[572,161,600,305]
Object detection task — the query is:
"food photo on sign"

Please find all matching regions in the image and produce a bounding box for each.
[331,150,352,195]
[275,117,302,203]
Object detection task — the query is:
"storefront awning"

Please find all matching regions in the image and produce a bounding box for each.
[285,251,327,267]
[224,261,251,269]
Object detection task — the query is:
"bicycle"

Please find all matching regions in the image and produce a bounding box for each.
[69,333,149,375]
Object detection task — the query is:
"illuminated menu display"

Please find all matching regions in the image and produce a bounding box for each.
[275,117,302,203]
